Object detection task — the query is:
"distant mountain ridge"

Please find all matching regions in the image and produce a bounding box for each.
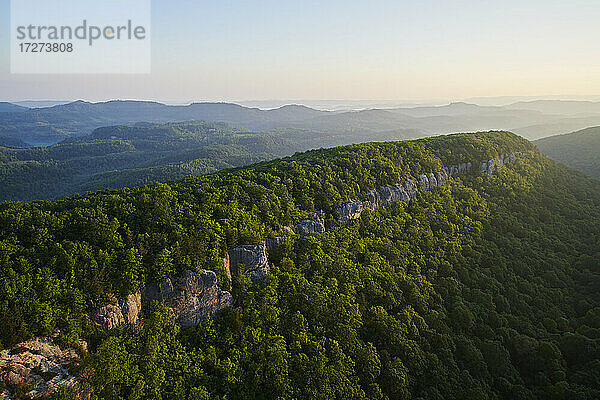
[7,99,600,146]
[0,100,333,145]
[505,100,600,115]
[11,100,71,108]
[0,102,28,113]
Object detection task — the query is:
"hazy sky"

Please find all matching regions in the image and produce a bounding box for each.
[1,0,600,102]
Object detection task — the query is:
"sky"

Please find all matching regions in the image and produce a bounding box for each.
[1,0,600,103]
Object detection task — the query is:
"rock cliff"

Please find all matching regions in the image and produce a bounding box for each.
[228,242,270,284]
[296,218,325,236]
[0,337,85,399]
[339,152,524,225]
[86,291,142,331]
[83,152,526,334]
[266,226,295,250]
[143,269,233,329]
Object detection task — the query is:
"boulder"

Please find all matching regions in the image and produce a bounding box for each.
[228,242,270,283]
[0,337,84,398]
[143,270,232,329]
[86,291,142,331]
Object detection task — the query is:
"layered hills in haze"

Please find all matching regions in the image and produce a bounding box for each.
[3,99,600,202]
[4,99,600,146]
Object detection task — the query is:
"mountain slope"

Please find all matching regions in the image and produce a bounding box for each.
[0,121,301,201]
[0,131,599,399]
[534,126,600,179]
[0,102,28,113]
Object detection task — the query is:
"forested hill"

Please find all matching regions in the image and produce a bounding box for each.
[0,120,420,202]
[0,121,302,202]
[1,131,600,399]
[535,126,600,179]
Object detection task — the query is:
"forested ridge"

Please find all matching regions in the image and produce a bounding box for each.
[0,121,300,202]
[1,131,599,399]
[535,126,600,179]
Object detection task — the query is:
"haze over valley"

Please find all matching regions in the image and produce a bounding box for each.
[5,98,600,147]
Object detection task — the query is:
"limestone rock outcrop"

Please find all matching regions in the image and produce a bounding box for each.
[223,253,231,280]
[446,162,472,176]
[338,152,523,225]
[478,152,523,175]
[227,242,270,284]
[434,171,447,186]
[266,226,295,250]
[143,269,233,329]
[86,291,142,331]
[296,218,325,236]
[338,201,365,226]
[0,337,85,399]
[281,225,295,235]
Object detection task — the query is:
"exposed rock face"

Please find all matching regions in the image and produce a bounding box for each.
[427,173,438,188]
[338,202,364,226]
[86,292,142,331]
[338,152,524,225]
[403,178,419,199]
[0,337,85,398]
[435,171,447,186]
[418,173,430,188]
[228,242,270,284]
[364,184,412,210]
[266,226,295,250]
[478,152,523,175]
[223,253,231,280]
[281,225,295,235]
[86,270,232,332]
[296,218,325,236]
[265,235,285,251]
[143,270,233,329]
